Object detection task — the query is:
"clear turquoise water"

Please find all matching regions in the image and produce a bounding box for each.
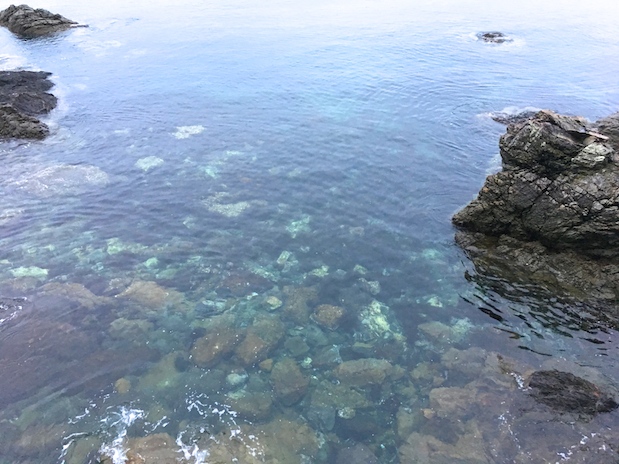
[1,0,619,462]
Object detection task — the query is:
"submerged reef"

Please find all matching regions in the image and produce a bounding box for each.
[453,110,619,317]
[0,71,57,140]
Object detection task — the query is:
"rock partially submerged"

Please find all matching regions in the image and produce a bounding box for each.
[0,70,57,140]
[453,110,619,307]
[477,31,513,44]
[528,370,618,416]
[0,4,82,38]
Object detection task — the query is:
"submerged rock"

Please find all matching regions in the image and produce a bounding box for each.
[0,4,81,38]
[333,358,397,387]
[336,443,379,464]
[271,357,309,406]
[10,164,110,196]
[527,370,618,416]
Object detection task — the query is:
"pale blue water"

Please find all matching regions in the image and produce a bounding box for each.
[1,0,619,462]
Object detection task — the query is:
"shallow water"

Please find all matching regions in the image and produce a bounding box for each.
[1,0,619,462]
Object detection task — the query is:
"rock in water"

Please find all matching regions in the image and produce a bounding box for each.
[476,31,513,43]
[0,4,80,38]
[453,110,619,257]
[528,370,618,416]
[0,104,48,139]
[0,71,57,140]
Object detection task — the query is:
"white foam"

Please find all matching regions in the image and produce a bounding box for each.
[98,407,146,464]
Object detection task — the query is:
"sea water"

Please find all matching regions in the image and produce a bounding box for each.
[1,0,619,462]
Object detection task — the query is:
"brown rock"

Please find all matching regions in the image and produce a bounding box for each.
[39,282,112,310]
[399,427,492,464]
[312,304,346,330]
[333,358,395,387]
[259,418,320,462]
[429,387,477,419]
[117,280,185,311]
[227,391,273,421]
[191,328,243,368]
[100,433,178,464]
[282,285,318,324]
[235,315,284,366]
[271,358,309,406]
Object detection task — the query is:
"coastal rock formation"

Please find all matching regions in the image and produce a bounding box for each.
[453,110,619,307]
[0,71,57,140]
[0,4,80,38]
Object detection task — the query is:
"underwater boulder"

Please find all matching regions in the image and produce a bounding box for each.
[271,357,309,406]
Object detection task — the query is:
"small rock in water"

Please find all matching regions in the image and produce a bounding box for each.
[477,31,513,43]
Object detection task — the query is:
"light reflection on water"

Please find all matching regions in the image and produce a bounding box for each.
[1,0,619,462]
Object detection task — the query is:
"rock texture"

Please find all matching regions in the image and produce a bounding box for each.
[528,370,618,416]
[477,31,512,44]
[0,71,57,140]
[453,110,619,308]
[0,4,80,38]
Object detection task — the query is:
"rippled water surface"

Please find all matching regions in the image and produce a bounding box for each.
[1,0,619,462]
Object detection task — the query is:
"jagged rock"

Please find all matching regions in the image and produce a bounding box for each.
[527,370,618,416]
[0,71,58,139]
[454,110,619,257]
[0,71,56,114]
[0,4,80,38]
[0,103,48,139]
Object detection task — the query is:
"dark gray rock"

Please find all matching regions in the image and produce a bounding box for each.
[0,104,49,139]
[453,110,619,258]
[528,370,618,416]
[477,31,513,44]
[490,109,537,125]
[0,4,81,38]
[0,71,56,140]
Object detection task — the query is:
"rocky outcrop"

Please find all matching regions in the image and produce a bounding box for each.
[454,110,619,257]
[0,4,81,38]
[453,111,619,308]
[0,71,57,140]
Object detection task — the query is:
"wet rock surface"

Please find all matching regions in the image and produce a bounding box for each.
[454,110,619,308]
[528,370,618,416]
[477,31,512,43]
[0,4,80,38]
[0,71,57,140]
